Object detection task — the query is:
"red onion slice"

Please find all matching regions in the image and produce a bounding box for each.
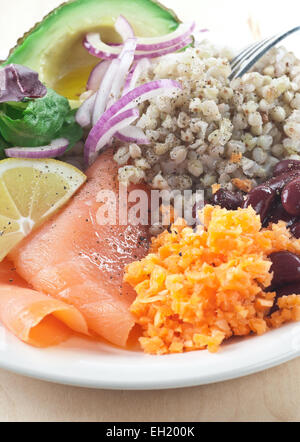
[113,79,182,115]
[83,21,195,60]
[92,79,181,128]
[92,58,120,125]
[115,126,150,145]
[5,138,69,159]
[84,34,121,59]
[118,59,152,146]
[123,62,137,95]
[123,58,151,95]
[106,38,137,109]
[135,22,195,51]
[107,43,149,147]
[133,37,193,60]
[85,79,181,163]
[115,15,135,41]
[84,34,193,60]
[86,60,110,91]
[85,108,140,165]
[75,93,96,128]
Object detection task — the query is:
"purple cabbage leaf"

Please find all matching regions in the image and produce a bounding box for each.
[0,64,47,103]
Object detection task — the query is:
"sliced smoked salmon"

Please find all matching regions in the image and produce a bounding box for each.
[0,259,89,347]
[10,149,150,347]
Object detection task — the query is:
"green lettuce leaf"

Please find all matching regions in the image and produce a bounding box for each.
[0,133,10,159]
[56,109,83,150]
[0,89,82,149]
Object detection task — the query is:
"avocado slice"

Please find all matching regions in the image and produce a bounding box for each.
[4,0,180,101]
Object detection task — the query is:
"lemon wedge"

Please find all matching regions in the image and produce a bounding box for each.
[0,158,86,261]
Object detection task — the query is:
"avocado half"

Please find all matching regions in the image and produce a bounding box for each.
[4,0,180,101]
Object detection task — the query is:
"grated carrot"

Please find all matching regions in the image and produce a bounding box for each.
[230,152,242,163]
[211,183,221,194]
[231,178,253,192]
[124,206,300,355]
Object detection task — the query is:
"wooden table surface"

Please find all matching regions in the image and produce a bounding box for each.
[1,0,300,422]
[0,360,299,422]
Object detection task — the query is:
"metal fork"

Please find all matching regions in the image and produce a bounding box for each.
[229,26,300,81]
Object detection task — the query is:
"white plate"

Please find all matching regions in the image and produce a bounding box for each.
[1,3,300,392]
[0,322,299,390]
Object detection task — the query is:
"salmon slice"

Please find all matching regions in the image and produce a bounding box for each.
[11,149,150,347]
[0,259,28,287]
[0,259,89,347]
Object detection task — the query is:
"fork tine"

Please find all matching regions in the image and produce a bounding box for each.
[229,38,276,81]
[229,26,300,81]
[229,36,277,80]
[230,27,300,81]
[230,35,278,75]
[230,37,270,70]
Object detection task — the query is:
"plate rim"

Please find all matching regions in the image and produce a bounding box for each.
[0,348,299,390]
[0,325,299,390]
